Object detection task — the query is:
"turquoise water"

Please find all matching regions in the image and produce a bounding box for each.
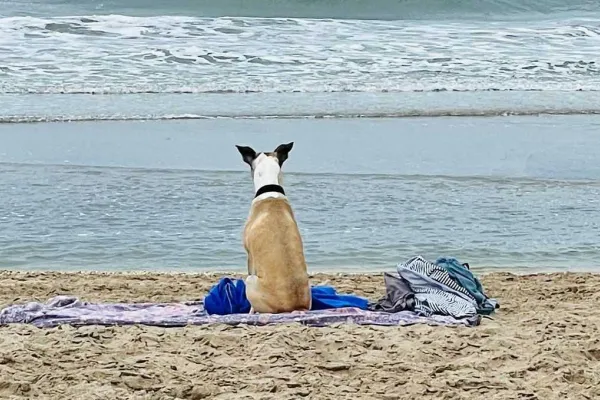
[1,0,599,272]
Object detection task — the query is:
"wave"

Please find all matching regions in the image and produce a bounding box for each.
[4,0,600,20]
[3,90,600,123]
[4,161,599,187]
[3,14,600,95]
[2,14,600,95]
[4,108,600,124]
[3,87,600,95]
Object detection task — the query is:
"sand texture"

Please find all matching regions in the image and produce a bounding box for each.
[0,271,599,400]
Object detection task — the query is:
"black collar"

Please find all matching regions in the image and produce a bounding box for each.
[255,184,285,198]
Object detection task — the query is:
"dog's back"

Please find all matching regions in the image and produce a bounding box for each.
[235,142,311,313]
[244,197,311,313]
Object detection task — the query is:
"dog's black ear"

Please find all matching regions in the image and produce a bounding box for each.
[273,142,293,167]
[236,145,257,166]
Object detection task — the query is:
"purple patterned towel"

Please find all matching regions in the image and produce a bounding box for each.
[0,296,480,328]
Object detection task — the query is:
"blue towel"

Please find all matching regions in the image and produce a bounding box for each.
[204,278,368,315]
[204,278,251,315]
[309,285,369,311]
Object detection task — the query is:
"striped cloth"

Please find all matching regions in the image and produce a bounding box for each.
[397,256,478,319]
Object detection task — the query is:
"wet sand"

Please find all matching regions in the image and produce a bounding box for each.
[0,271,599,399]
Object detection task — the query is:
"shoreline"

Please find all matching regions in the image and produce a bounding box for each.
[2,267,600,277]
[0,271,598,399]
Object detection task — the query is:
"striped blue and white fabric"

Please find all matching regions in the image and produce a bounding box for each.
[397,256,478,319]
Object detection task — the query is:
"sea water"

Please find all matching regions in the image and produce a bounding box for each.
[1,0,599,272]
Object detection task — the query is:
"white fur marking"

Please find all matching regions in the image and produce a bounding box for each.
[253,192,286,203]
[251,153,287,204]
[246,275,259,314]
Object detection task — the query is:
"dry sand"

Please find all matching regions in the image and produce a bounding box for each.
[0,270,599,400]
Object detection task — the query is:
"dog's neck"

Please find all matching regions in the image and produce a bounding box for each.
[252,154,286,203]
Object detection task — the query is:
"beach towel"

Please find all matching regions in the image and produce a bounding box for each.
[203,277,251,315]
[310,285,370,311]
[204,278,369,315]
[0,295,481,328]
[435,257,499,315]
[398,256,479,319]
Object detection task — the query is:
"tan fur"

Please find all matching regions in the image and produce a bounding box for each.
[243,197,311,313]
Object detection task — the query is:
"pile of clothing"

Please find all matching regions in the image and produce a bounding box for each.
[369,256,499,319]
[204,255,498,323]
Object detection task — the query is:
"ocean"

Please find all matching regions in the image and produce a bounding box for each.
[1,0,599,273]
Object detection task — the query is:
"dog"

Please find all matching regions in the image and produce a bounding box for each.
[235,142,311,314]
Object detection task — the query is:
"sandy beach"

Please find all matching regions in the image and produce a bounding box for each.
[0,271,598,400]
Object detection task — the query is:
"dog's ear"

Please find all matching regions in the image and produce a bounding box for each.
[236,145,257,166]
[273,142,294,167]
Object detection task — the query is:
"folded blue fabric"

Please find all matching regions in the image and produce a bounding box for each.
[204,278,251,315]
[204,278,368,315]
[310,285,369,311]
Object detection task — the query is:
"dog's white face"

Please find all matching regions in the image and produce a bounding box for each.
[236,142,294,190]
[252,153,284,186]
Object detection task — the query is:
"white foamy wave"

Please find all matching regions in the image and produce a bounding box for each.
[4,109,600,124]
[3,90,600,122]
[1,15,600,94]
[4,80,600,94]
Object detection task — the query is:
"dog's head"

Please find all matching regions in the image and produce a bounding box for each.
[235,142,294,185]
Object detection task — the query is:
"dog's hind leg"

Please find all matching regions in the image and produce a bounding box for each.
[245,275,268,313]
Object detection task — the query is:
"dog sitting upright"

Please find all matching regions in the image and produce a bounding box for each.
[235,142,311,314]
